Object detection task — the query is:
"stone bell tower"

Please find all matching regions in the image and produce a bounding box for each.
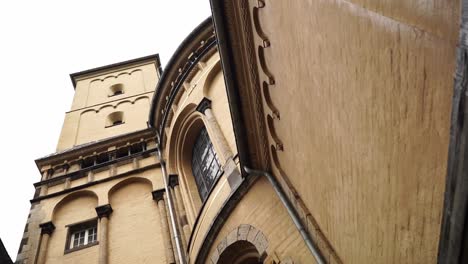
[15,55,179,264]
[57,55,162,151]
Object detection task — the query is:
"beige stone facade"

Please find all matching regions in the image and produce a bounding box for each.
[15,1,468,264]
[16,56,167,264]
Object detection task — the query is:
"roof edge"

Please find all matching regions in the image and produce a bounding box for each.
[148,17,213,128]
[35,127,156,167]
[69,53,161,89]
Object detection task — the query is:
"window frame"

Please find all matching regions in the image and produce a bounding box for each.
[64,218,99,254]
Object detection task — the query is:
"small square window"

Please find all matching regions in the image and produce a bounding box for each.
[65,219,98,253]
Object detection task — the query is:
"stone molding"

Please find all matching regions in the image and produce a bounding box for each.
[209,224,268,263]
[39,221,55,235]
[95,204,113,218]
[196,97,212,114]
[168,174,179,188]
[151,189,166,202]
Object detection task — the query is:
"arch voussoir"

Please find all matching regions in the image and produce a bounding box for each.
[210,224,269,264]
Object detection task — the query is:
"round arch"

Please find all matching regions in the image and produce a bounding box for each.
[51,190,99,222]
[218,241,262,264]
[202,60,222,97]
[166,105,206,224]
[210,224,269,264]
[107,176,154,199]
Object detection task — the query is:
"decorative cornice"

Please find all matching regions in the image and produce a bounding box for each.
[196,97,212,114]
[168,174,179,188]
[95,204,113,218]
[30,163,160,203]
[34,148,157,188]
[152,189,166,202]
[35,128,156,171]
[39,221,55,235]
[70,54,161,89]
[147,17,217,149]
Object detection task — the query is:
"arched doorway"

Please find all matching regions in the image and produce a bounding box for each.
[217,240,262,264]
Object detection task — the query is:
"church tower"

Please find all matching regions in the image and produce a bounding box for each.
[58,55,161,150]
[15,55,181,264]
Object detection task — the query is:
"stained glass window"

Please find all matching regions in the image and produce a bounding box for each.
[192,127,222,201]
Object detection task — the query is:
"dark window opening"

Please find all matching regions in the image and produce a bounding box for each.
[81,157,95,169]
[191,127,222,201]
[217,240,263,264]
[116,147,129,159]
[130,142,145,155]
[96,152,110,164]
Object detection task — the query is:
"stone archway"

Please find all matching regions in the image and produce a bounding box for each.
[218,240,262,264]
[210,224,268,264]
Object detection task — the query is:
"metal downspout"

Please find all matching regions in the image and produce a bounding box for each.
[243,167,326,264]
[156,136,186,264]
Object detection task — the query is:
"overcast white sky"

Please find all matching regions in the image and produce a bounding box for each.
[0,0,211,258]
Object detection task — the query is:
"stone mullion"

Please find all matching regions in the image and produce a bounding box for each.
[196,98,233,167]
[40,171,49,196]
[37,221,55,264]
[153,189,176,264]
[95,204,113,264]
[169,175,190,247]
[197,98,243,190]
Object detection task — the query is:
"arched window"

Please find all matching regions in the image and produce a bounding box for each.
[106,111,124,127]
[109,83,124,97]
[191,127,222,201]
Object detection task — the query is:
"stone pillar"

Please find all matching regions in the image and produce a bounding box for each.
[169,175,190,246]
[197,97,243,189]
[196,97,233,165]
[63,164,70,174]
[37,221,55,264]
[109,152,117,176]
[64,178,71,189]
[96,204,113,264]
[87,170,94,183]
[132,158,139,169]
[152,189,176,264]
[46,168,54,180]
[40,171,49,196]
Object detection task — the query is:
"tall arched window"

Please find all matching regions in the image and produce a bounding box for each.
[191,127,222,201]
